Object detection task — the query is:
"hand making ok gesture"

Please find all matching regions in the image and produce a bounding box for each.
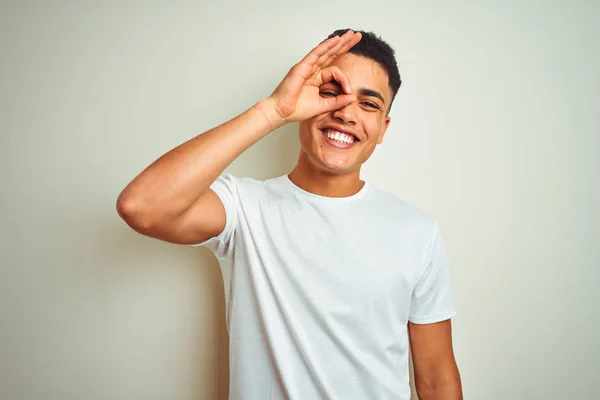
[262,30,362,126]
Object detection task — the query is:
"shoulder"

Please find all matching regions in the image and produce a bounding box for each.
[214,173,265,188]
[215,173,288,198]
[365,184,438,240]
[367,184,435,224]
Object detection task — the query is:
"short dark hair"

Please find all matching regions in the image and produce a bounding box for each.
[327,29,402,112]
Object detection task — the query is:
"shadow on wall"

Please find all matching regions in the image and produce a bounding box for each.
[109,124,301,399]
[73,211,228,399]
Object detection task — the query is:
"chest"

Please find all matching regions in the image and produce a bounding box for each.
[243,200,427,311]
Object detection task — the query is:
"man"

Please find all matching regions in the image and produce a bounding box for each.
[117,29,462,400]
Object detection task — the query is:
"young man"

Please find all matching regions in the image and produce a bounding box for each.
[117,29,462,400]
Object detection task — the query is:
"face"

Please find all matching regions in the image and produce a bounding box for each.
[297,53,392,176]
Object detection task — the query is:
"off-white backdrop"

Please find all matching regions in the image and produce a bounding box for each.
[1,1,598,399]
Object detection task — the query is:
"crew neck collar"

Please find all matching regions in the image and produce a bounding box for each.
[282,174,369,201]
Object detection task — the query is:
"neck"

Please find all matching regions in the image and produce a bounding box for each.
[288,157,365,198]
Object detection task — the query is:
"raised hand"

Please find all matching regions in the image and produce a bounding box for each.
[259,30,362,127]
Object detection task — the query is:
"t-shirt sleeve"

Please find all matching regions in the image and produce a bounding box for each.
[191,173,238,259]
[408,222,457,324]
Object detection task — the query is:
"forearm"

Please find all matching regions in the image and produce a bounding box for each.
[117,100,283,219]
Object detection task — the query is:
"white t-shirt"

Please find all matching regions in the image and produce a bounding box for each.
[196,174,456,400]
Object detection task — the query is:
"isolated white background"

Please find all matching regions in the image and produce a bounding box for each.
[1,1,598,399]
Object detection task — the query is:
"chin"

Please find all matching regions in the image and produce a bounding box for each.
[312,155,359,175]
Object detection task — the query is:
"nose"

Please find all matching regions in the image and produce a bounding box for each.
[332,103,357,125]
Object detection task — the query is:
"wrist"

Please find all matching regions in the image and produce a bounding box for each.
[253,98,286,132]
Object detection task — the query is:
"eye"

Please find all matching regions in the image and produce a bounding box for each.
[361,101,379,109]
[320,90,338,97]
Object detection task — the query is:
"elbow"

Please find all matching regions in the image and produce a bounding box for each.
[116,193,134,222]
[415,379,434,400]
[116,192,155,234]
[415,383,434,400]
[414,374,462,400]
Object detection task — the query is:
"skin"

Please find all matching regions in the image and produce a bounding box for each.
[409,320,463,399]
[116,30,462,399]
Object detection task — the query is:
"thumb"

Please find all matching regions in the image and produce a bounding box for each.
[320,93,356,113]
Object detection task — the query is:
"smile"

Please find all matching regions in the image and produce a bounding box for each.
[320,128,358,149]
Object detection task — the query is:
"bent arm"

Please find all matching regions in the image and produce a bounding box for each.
[116,101,282,244]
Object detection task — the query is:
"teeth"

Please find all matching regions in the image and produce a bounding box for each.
[324,129,355,144]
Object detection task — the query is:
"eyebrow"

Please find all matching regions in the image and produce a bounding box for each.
[359,87,386,105]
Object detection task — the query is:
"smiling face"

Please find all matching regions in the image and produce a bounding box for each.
[297,53,392,176]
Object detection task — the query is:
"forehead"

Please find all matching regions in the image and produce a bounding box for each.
[328,53,392,102]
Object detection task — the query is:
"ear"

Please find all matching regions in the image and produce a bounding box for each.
[377,116,391,144]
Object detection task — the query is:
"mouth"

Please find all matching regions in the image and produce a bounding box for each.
[320,127,359,149]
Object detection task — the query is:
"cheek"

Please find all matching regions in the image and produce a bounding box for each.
[299,117,326,144]
[364,116,386,141]
[298,122,316,148]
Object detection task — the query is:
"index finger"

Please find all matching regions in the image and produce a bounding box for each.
[299,30,357,68]
[321,66,353,95]
[321,31,362,69]
[298,35,340,67]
